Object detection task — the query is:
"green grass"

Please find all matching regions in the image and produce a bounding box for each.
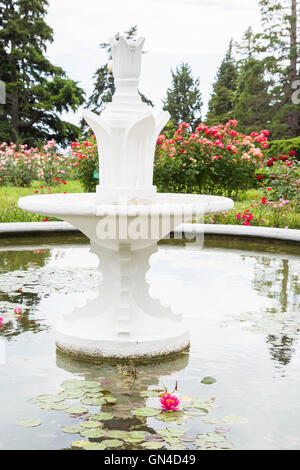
[0,180,83,223]
[0,183,299,229]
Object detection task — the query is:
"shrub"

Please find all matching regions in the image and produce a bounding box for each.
[256,156,300,206]
[69,135,98,192]
[265,137,300,162]
[153,120,268,197]
[0,140,72,187]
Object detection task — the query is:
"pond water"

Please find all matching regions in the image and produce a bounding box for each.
[0,233,299,450]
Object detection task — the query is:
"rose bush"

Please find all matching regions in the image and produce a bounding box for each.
[69,135,98,192]
[0,140,72,187]
[153,120,267,197]
[255,152,300,206]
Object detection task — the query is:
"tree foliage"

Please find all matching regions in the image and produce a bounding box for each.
[206,40,238,126]
[163,62,203,128]
[0,0,85,146]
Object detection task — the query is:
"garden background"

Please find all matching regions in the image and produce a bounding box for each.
[0,0,299,229]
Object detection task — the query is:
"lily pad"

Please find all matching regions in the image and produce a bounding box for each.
[106,430,128,439]
[81,397,105,406]
[37,393,65,403]
[89,412,113,421]
[80,421,103,429]
[132,407,161,417]
[66,405,88,415]
[50,402,69,411]
[61,379,85,389]
[64,390,85,399]
[84,392,104,399]
[201,377,216,385]
[71,440,90,449]
[80,429,106,438]
[156,411,184,422]
[104,396,116,404]
[140,390,161,397]
[61,425,82,434]
[142,442,165,450]
[83,381,101,389]
[101,439,123,448]
[19,419,41,427]
[83,442,107,450]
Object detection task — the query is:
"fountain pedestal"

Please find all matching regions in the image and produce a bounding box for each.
[56,241,189,360]
[18,192,234,359]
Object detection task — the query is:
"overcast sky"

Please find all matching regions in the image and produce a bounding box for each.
[46,0,262,123]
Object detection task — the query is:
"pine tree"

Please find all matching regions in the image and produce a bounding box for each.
[257,0,300,137]
[0,0,85,146]
[86,25,153,115]
[163,63,202,129]
[206,40,238,126]
[234,58,272,134]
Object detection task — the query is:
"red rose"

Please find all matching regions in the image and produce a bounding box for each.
[257,175,263,181]
[289,151,296,156]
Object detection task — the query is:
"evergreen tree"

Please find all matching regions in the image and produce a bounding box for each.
[86,25,153,115]
[206,40,238,126]
[234,58,272,134]
[163,62,202,129]
[0,0,85,146]
[257,0,300,137]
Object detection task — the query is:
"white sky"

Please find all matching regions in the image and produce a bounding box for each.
[46,0,262,123]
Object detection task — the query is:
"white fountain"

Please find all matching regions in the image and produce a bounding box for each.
[19,35,233,360]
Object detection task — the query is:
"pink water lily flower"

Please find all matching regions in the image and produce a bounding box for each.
[159,393,180,411]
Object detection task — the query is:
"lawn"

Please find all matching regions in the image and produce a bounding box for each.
[0,180,83,223]
[0,182,299,229]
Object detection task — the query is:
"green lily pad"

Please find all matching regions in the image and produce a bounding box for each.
[50,402,69,411]
[64,390,85,399]
[83,442,107,450]
[71,440,90,449]
[66,405,88,415]
[142,442,165,450]
[82,381,101,389]
[81,397,105,406]
[61,379,85,389]
[106,430,128,439]
[37,393,65,403]
[201,377,216,385]
[85,392,104,399]
[19,419,41,427]
[80,421,103,429]
[89,412,113,421]
[129,431,148,439]
[61,425,82,434]
[140,390,161,397]
[101,439,123,448]
[156,411,184,422]
[80,429,106,438]
[132,407,161,417]
[104,396,116,404]
[38,403,52,410]
[166,444,187,450]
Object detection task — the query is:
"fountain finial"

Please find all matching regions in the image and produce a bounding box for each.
[110,35,145,80]
[83,34,170,205]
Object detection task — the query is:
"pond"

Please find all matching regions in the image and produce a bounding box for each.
[0,233,299,450]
